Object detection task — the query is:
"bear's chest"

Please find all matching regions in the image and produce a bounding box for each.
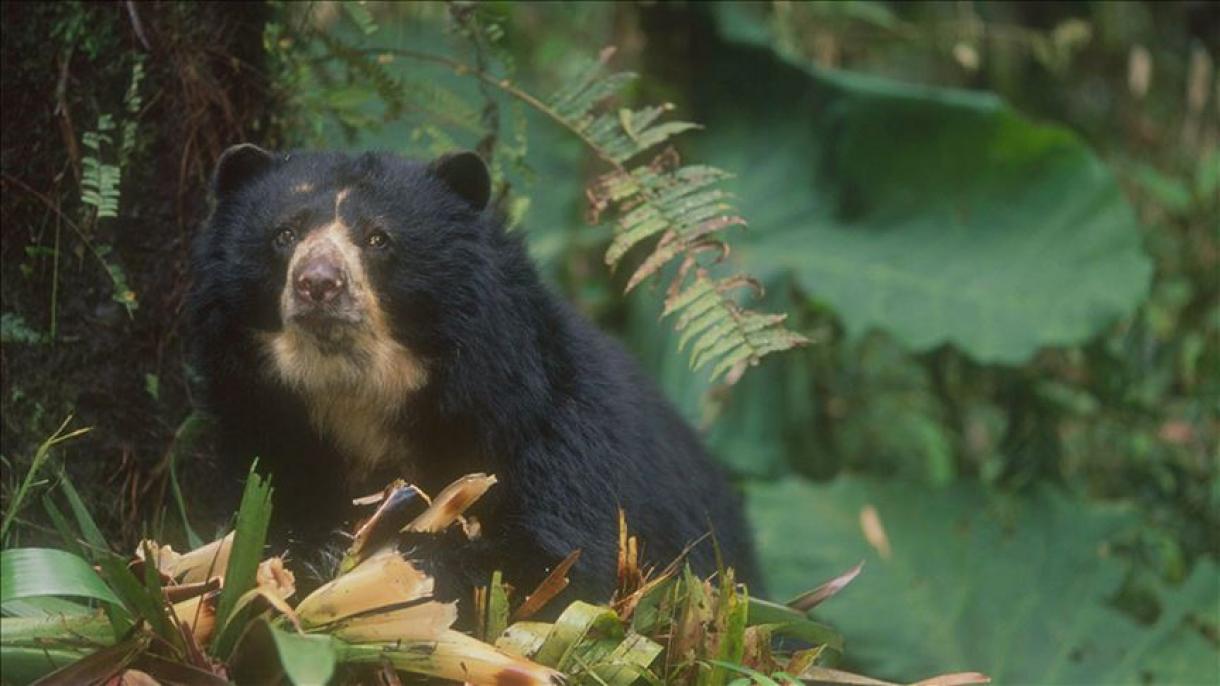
[306,394,405,480]
[258,326,427,480]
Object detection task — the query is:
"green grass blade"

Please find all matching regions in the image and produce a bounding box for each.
[594,632,664,685]
[58,472,109,556]
[746,598,844,657]
[167,412,207,549]
[0,416,90,544]
[707,577,748,686]
[495,620,551,658]
[94,553,170,640]
[41,496,134,637]
[486,570,510,641]
[704,660,782,686]
[56,465,132,655]
[41,495,86,559]
[534,601,624,670]
[211,462,273,659]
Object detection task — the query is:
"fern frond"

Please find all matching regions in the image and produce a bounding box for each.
[342,1,378,36]
[119,58,144,165]
[542,50,807,383]
[75,57,143,315]
[81,115,121,220]
[398,77,485,134]
[316,32,408,121]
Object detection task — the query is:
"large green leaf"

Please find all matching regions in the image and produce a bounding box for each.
[694,25,1153,364]
[747,476,1219,684]
[0,548,122,610]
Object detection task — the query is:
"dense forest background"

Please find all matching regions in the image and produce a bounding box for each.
[1,2,1217,683]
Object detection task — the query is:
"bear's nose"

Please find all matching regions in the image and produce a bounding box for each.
[294,259,346,304]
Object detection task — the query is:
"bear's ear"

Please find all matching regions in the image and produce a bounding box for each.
[214,144,275,198]
[429,151,490,211]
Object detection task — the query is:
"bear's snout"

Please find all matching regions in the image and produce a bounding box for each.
[280,227,367,336]
[294,256,347,304]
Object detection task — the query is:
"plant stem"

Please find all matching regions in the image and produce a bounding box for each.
[0,416,91,544]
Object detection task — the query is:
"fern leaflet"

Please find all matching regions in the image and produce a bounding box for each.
[77,57,143,314]
[544,49,807,383]
[81,114,120,219]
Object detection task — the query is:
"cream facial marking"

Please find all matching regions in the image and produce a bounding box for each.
[291,182,314,194]
[259,188,426,477]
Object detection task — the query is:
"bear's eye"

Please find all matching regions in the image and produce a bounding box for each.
[273,227,296,249]
[366,230,390,250]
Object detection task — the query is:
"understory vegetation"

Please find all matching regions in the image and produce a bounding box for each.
[1,2,1216,684]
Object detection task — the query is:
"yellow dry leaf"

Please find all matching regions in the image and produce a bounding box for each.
[404,473,497,533]
[171,591,218,645]
[331,600,457,642]
[296,548,433,628]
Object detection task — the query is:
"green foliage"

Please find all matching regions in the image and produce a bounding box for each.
[230,619,337,685]
[0,312,45,345]
[0,466,282,683]
[695,31,1152,365]
[265,4,468,148]
[481,569,510,641]
[0,417,89,545]
[39,472,155,640]
[615,4,1217,603]
[75,56,145,316]
[342,1,378,36]
[0,548,123,610]
[79,56,142,220]
[93,243,137,313]
[212,464,274,658]
[80,114,121,219]
[0,612,108,684]
[541,52,808,382]
[0,471,863,686]
[165,413,209,549]
[56,466,110,556]
[118,58,144,165]
[0,596,89,619]
[748,476,1219,685]
[527,600,642,674]
[47,1,119,61]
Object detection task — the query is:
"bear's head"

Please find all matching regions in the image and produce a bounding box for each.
[197,145,504,471]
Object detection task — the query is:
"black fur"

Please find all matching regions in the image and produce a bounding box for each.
[187,148,761,609]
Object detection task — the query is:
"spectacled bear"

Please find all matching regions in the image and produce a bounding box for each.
[187,144,760,610]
